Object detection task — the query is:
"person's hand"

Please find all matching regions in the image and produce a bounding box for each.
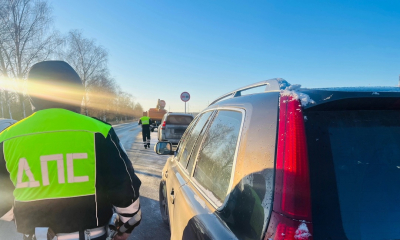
[113,233,130,240]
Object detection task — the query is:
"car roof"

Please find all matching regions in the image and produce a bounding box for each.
[207,78,400,110]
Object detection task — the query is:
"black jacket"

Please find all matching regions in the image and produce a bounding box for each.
[0,111,141,235]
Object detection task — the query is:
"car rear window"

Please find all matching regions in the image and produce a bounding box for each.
[166,115,193,125]
[305,110,400,240]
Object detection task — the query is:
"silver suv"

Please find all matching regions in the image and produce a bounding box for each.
[158,112,194,145]
[155,78,400,240]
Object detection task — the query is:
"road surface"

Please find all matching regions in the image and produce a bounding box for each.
[0,122,171,240]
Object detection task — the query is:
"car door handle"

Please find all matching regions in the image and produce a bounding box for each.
[170,188,175,204]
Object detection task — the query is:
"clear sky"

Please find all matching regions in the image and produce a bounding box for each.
[50,0,400,112]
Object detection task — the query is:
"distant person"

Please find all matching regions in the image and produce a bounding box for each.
[0,61,142,240]
[138,112,152,149]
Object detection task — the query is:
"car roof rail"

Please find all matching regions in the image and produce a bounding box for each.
[209,78,289,106]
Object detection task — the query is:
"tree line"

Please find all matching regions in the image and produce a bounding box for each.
[0,0,143,122]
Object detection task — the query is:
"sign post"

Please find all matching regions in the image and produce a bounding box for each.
[180,92,190,113]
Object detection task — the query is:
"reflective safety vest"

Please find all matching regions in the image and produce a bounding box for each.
[0,109,111,202]
[140,116,150,125]
[0,108,141,235]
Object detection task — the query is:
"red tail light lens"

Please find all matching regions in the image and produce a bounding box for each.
[266,95,313,240]
[162,121,166,129]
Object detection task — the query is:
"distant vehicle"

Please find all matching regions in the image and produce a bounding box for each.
[147,99,167,132]
[0,118,16,132]
[157,112,193,145]
[148,108,167,131]
[155,78,400,240]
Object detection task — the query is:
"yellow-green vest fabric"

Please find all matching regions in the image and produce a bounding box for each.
[0,108,111,202]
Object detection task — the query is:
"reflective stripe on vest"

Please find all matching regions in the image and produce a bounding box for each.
[140,116,150,125]
[0,108,112,202]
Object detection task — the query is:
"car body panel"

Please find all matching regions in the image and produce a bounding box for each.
[169,110,217,238]
[171,109,238,240]
[163,155,187,237]
[207,92,279,239]
[177,179,238,240]
[161,114,204,236]
[162,92,280,240]
[161,82,400,240]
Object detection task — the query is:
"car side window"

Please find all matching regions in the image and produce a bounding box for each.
[193,110,243,207]
[185,113,216,175]
[178,111,213,170]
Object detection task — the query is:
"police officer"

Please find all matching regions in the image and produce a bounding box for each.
[0,61,142,240]
[138,113,151,149]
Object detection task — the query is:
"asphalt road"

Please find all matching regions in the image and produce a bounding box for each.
[114,122,170,240]
[0,121,171,240]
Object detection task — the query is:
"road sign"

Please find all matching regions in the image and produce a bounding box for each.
[180,92,190,102]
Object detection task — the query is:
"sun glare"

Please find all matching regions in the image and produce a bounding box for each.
[1,78,135,115]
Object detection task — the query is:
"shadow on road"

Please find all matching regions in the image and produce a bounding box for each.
[129,196,170,240]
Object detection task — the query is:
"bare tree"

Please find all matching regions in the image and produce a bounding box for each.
[0,2,142,122]
[61,30,142,123]
[0,0,12,118]
[114,91,133,122]
[0,0,62,119]
[133,102,143,118]
[62,30,108,115]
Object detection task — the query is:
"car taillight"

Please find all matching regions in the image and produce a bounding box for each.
[162,121,166,130]
[265,95,313,240]
[266,212,312,240]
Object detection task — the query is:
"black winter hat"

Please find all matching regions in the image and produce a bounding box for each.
[27,61,84,112]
